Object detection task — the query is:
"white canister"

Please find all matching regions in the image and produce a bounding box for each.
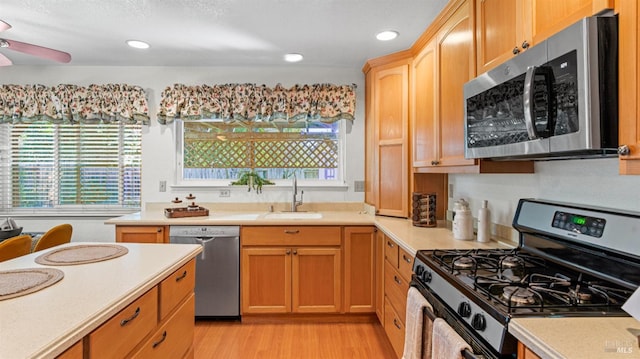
[453,199,474,240]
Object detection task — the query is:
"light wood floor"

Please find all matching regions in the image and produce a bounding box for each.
[193,319,396,358]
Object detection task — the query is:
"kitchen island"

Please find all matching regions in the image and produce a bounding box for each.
[0,242,201,359]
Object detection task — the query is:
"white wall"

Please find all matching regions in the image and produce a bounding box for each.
[449,158,640,229]
[1,65,366,242]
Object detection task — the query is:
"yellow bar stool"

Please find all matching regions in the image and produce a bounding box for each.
[32,224,73,252]
[0,235,33,262]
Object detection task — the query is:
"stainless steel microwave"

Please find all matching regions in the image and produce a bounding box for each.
[463,16,618,160]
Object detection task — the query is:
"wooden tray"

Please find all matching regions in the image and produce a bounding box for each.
[164,206,210,218]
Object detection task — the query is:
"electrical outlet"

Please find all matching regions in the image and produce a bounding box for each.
[219,189,230,197]
[449,184,454,198]
[159,180,167,192]
[354,180,365,192]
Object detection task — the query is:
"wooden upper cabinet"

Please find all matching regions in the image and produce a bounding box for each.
[617,0,640,174]
[435,0,476,168]
[525,0,614,46]
[412,39,438,168]
[476,0,614,74]
[373,61,410,217]
[475,0,525,74]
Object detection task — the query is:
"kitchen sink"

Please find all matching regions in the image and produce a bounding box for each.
[263,212,323,220]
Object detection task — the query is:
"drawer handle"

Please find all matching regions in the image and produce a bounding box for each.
[284,230,300,234]
[152,330,167,349]
[393,276,402,285]
[175,270,187,282]
[402,254,412,264]
[120,307,140,327]
[387,241,394,248]
[393,318,402,330]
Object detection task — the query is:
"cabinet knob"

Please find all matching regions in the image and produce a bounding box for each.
[286,249,291,255]
[512,47,520,55]
[521,40,530,49]
[293,249,298,255]
[157,228,162,233]
[618,145,630,156]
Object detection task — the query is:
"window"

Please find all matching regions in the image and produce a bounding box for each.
[0,122,141,213]
[176,119,343,185]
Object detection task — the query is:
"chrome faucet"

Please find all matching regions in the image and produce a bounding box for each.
[291,174,303,212]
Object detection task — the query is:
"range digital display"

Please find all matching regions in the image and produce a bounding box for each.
[552,211,606,238]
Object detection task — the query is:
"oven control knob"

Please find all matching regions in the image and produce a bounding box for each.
[457,302,471,318]
[421,270,432,283]
[415,264,425,276]
[472,313,486,331]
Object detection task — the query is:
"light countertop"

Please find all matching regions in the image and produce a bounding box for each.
[104,206,640,359]
[0,242,202,359]
[510,317,640,359]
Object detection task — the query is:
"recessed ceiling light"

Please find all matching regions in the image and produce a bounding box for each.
[126,40,150,49]
[284,53,304,63]
[376,30,399,41]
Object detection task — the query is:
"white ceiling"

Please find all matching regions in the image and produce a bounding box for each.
[0,0,448,67]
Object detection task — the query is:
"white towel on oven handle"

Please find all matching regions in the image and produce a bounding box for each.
[402,286,433,359]
[431,317,472,359]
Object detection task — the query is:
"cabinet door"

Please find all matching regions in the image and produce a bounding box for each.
[524,0,614,45]
[618,0,640,174]
[374,64,410,217]
[476,0,526,73]
[437,0,477,168]
[116,226,167,243]
[292,247,341,313]
[412,39,438,167]
[241,247,291,314]
[375,230,385,323]
[344,227,376,313]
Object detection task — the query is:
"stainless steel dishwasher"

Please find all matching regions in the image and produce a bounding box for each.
[169,226,239,318]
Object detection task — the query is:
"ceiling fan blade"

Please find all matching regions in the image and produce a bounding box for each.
[1,38,71,63]
[0,20,10,32]
[0,52,12,66]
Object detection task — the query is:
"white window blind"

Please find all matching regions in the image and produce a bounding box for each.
[0,122,141,213]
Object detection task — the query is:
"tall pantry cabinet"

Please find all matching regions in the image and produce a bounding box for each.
[363,55,411,218]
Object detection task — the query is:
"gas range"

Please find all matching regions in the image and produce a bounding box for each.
[411,199,640,358]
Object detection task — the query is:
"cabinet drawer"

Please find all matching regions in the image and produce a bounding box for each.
[242,226,341,246]
[159,259,196,320]
[132,293,195,359]
[89,286,158,358]
[384,296,405,359]
[384,237,399,268]
[398,247,414,282]
[384,260,409,321]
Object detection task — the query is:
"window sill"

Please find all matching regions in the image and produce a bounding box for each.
[171,183,350,191]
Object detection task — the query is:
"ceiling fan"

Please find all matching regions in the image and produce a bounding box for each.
[0,19,71,66]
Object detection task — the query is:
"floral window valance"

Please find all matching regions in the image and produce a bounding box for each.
[0,84,149,124]
[157,83,356,124]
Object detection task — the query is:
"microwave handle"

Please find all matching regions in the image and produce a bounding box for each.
[523,65,555,140]
[523,65,540,140]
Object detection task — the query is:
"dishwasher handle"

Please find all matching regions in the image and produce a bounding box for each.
[195,236,214,260]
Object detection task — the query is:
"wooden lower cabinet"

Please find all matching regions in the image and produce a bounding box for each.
[116,225,168,243]
[80,259,196,358]
[518,342,543,359]
[55,340,82,359]
[241,226,343,314]
[132,294,195,358]
[384,297,406,359]
[344,226,376,313]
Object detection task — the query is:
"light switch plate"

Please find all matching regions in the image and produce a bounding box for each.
[354,180,365,192]
[159,180,167,192]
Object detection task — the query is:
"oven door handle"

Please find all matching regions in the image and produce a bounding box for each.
[462,348,486,359]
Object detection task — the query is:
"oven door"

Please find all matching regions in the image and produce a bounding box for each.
[410,278,515,359]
